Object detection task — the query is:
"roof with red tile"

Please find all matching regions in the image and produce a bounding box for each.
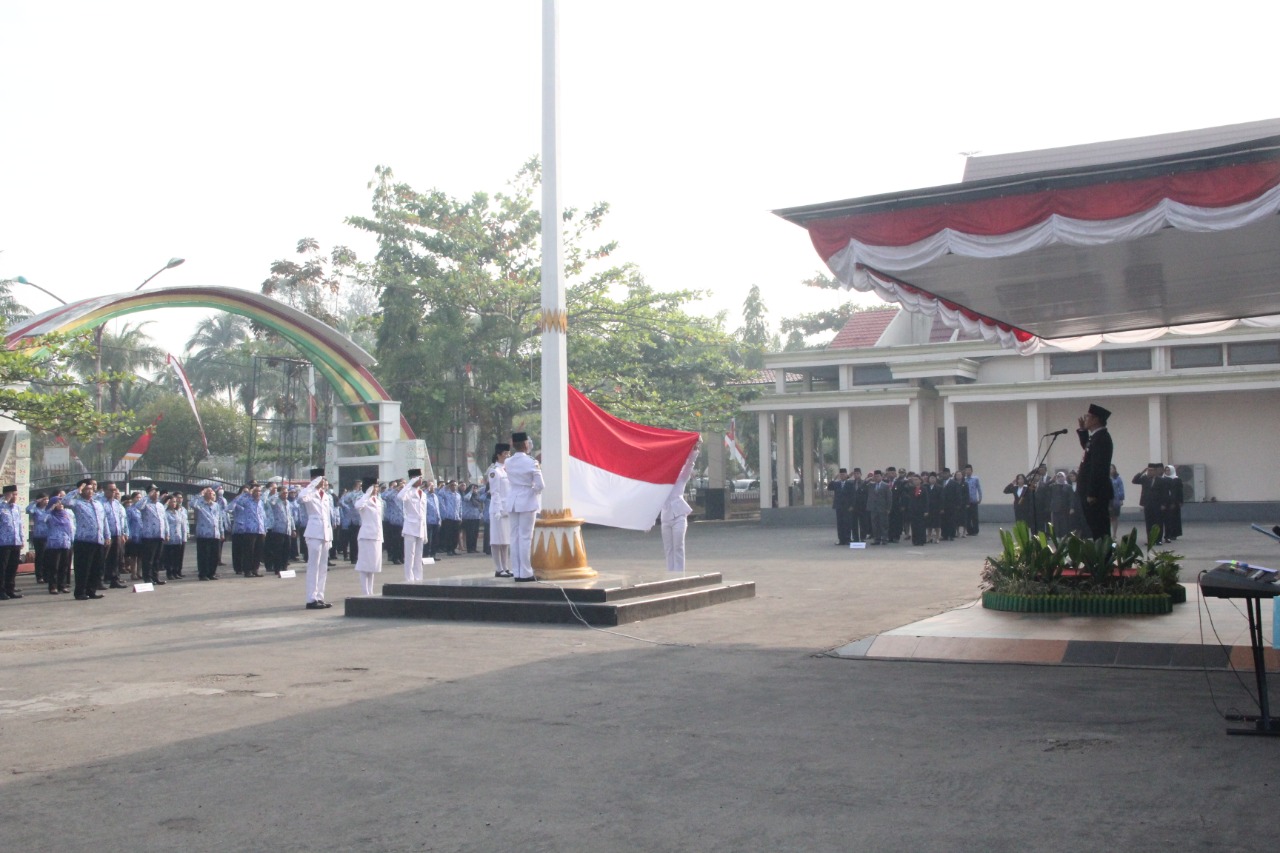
[827,308,898,349]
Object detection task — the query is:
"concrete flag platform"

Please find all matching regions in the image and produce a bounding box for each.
[344,570,756,625]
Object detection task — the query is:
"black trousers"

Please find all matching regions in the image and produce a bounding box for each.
[834,507,852,544]
[966,504,980,535]
[439,519,459,555]
[44,548,71,590]
[197,537,220,579]
[139,538,163,582]
[265,531,290,572]
[0,544,20,594]
[104,536,123,583]
[462,519,480,553]
[32,536,46,582]
[233,532,265,575]
[347,525,360,564]
[72,540,105,597]
[162,543,184,577]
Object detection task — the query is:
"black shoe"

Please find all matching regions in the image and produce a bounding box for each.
[59,587,70,594]
[514,575,538,583]
[6,590,21,599]
[495,570,513,578]
[88,593,104,599]
[49,588,58,595]
[209,575,220,580]
[198,576,209,581]
[305,601,325,610]
[74,594,89,600]
[321,601,333,608]
[109,581,128,589]
[154,579,166,585]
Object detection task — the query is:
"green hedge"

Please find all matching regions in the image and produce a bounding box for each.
[982,591,1174,615]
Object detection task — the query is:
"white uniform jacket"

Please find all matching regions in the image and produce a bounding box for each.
[299,476,334,544]
[504,451,544,513]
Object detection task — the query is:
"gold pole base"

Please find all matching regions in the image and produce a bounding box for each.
[532,508,596,580]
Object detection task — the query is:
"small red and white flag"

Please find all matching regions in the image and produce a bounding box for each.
[112,415,162,478]
[725,417,749,471]
[567,386,700,531]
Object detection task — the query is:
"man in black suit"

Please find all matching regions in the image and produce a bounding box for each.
[826,469,852,546]
[1075,403,1115,540]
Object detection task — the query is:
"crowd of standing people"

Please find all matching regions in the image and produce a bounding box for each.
[2,431,549,610]
[827,464,983,547]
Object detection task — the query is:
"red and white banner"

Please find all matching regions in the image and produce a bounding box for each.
[567,386,699,531]
[725,417,749,472]
[111,415,162,479]
[166,353,208,455]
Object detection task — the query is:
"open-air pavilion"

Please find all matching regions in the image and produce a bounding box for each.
[753,119,1280,515]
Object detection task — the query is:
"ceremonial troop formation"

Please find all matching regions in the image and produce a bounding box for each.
[2,430,547,611]
[827,464,983,547]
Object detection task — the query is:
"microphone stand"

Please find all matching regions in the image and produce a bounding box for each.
[1025,432,1066,534]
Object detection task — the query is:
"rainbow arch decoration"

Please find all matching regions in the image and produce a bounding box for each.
[5,285,414,440]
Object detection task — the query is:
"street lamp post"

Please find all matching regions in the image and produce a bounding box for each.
[93,257,186,471]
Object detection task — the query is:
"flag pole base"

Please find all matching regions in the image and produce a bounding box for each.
[532,508,596,580]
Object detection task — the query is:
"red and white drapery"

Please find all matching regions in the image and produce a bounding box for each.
[807,160,1280,353]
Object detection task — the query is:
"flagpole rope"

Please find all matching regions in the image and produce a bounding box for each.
[534,579,696,647]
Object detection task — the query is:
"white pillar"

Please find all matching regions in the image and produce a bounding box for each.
[837,408,852,471]
[757,412,772,511]
[1148,394,1168,465]
[777,414,794,508]
[943,397,957,472]
[801,415,815,506]
[1025,400,1045,470]
[907,397,922,473]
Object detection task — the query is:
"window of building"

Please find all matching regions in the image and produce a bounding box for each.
[1227,341,1280,365]
[1048,352,1097,375]
[852,364,894,384]
[1170,344,1223,369]
[1100,348,1152,372]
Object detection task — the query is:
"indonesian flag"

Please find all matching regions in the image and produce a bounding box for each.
[112,415,162,478]
[725,417,749,472]
[166,353,208,455]
[567,386,699,531]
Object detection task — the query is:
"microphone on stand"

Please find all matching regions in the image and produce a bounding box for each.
[1044,428,1069,437]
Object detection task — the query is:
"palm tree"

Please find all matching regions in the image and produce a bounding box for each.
[70,321,164,415]
[184,313,251,409]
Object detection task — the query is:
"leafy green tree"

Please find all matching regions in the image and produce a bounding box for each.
[779,273,883,345]
[133,394,246,474]
[350,161,756,450]
[0,333,133,438]
[736,284,780,369]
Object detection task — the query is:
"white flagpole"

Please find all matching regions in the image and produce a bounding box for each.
[540,0,569,512]
[535,0,594,579]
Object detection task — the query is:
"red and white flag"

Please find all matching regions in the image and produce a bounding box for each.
[567,386,700,531]
[111,415,162,478]
[725,417,749,471]
[166,353,208,455]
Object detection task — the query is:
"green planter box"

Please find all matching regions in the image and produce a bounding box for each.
[982,590,1174,615]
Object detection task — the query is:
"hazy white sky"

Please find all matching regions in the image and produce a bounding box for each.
[3,0,1278,358]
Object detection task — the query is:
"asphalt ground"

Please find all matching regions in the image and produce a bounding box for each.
[0,521,1276,852]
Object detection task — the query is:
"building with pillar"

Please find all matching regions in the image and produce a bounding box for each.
[743,306,1280,517]
[752,118,1280,522]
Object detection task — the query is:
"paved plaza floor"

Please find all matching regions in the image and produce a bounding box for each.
[1,520,1276,851]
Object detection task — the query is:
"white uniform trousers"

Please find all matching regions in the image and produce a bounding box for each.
[661,514,688,572]
[509,511,537,579]
[305,537,330,603]
[403,534,424,582]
